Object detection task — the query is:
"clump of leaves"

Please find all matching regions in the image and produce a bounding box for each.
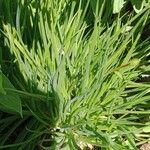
[0,0,150,150]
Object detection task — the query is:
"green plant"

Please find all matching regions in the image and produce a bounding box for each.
[0,0,150,150]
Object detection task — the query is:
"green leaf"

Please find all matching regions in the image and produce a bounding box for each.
[113,0,126,14]
[0,73,22,116]
[0,48,5,94]
[143,126,150,133]
[0,71,6,94]
[131,0,144,13]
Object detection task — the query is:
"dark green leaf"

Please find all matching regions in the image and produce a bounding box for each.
[0,73,22,116]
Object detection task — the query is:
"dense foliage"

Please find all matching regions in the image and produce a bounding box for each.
[0,0,150,149]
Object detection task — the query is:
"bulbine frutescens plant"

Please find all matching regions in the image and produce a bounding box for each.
[1,0,150,149]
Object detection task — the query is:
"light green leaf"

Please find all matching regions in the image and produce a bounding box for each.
[113,0,126,14]
[143,126,150,133]
[131,0,144,13]
[114,71,123,79]
[0,73,22,116]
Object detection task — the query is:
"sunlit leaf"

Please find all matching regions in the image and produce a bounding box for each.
[113,0,126,14]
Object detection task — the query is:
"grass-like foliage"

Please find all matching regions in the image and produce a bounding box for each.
[0,0,150,149]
